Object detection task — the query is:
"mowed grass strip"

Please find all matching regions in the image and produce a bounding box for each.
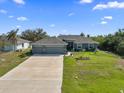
[62,51,124,93]
[0,49,32,77]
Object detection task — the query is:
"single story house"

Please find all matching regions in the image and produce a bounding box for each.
[32,35,99,54]
[32,37,67,54]
[58,35,99,51]
[0,38,31,51]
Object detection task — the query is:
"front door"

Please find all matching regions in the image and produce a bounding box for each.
[67,41,74,51]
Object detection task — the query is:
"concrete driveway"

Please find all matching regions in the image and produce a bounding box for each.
[0,54,63,93]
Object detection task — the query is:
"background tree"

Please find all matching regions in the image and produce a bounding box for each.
[80,32,85,37]
[0,34,6,50]
[87,34,90,38]
[92,29,124,55]
[7,29,19,51]
[117,42,124,55]
[21,28,48,42]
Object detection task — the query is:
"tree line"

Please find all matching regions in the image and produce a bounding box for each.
[92,29,124,55]
[0,28,48,42]
[0,28,124,55]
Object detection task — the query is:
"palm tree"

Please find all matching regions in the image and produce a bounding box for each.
[0,34,8,51]
[7,29,19,51]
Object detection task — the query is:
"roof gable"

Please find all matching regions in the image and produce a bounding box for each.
[33,37,67,45]
[0,38,31,44]
[17,38,31,44]
[58,35,99,44]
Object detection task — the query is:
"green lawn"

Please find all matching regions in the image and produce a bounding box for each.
[62,51,124,93]
[0,49,32,77]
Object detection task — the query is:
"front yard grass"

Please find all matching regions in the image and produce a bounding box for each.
[62,51,124,93]
[0,49,32,77]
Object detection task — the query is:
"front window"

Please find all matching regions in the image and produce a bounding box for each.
[77,44,82,49]
[90,44,94,48]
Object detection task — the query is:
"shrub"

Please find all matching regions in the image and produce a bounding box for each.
[19,50,32,58]
[117,42,124,55]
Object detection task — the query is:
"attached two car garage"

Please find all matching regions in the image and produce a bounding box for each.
[32,37,67,54]
[32,45,66,54]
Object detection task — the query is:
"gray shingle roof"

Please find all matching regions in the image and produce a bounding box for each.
[17,38,31,44]
[0,38,30,44]
[58,35,99,44]
[32,37,67,45]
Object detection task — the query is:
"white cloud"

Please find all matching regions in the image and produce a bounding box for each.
[101,16,112,25]
[62,29,68,33]
[79,0,93,4]
[13,0,25,5]
[49,24,55,28]
[16,25,22,28]
[68,12,75,16]
[0,9,7,14]
[102,16,113,20]
[93,1,124,10]
[17,16,28,21]
[101,21,107,24]
[8,15,14,18]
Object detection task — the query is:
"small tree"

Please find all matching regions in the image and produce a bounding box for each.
[7,29,19,51]
[80,32,85,37]
[117,42,124,55]
[0,34,8,51]
[87,34,90,38]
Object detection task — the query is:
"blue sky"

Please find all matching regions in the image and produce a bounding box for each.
[0,0,124,36]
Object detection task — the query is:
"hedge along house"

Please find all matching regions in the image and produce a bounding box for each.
[32,37,68,54]
[58,35,99,51]
[0,38,31,51]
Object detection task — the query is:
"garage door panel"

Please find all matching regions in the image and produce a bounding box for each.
[32,46,66,54]
[46,47,65,54]
[32,47,42,54]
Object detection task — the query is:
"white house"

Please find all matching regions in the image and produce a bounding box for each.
[0,38,31,51]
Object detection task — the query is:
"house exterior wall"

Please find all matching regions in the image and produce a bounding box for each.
[24,43,30,49]
[16,43,30,50]
[0,47,2,51]
[16,44,23,50]
[4,45,14,51]
[1,43,30,51]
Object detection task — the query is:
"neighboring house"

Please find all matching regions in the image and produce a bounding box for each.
[0,38,31,51]
[32,37,67,54]
[58,35,99,51]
